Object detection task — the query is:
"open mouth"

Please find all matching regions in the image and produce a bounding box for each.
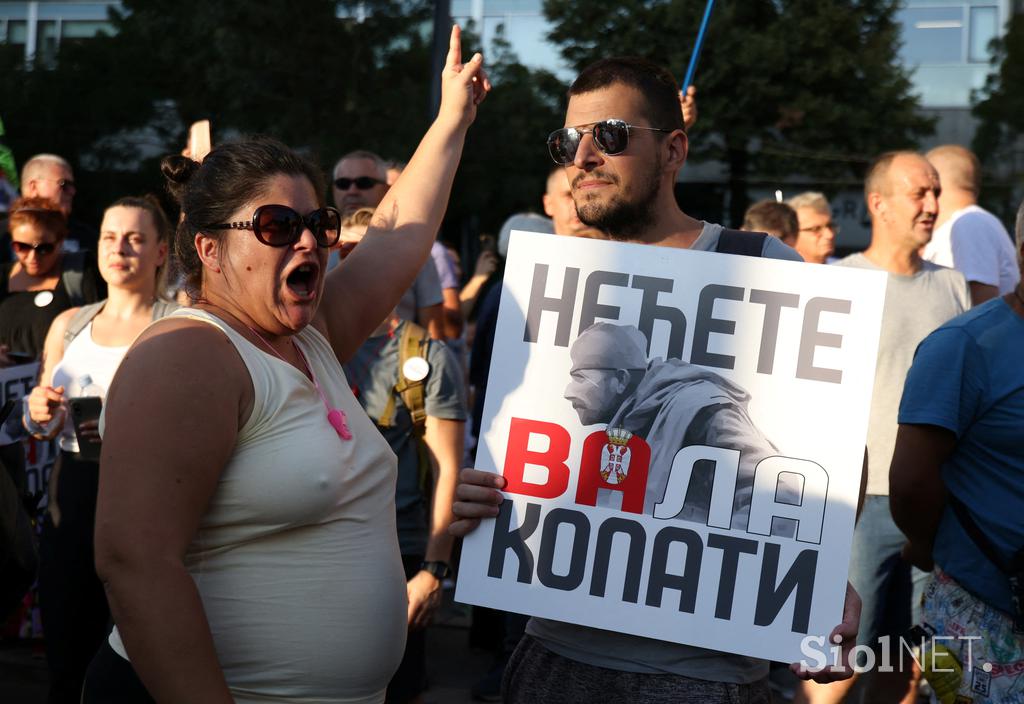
[285,262,319,299]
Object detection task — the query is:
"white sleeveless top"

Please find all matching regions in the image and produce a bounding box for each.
[109,309,407,704]
[51,321,129,453]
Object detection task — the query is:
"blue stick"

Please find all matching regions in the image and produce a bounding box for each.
[681,0,717,93]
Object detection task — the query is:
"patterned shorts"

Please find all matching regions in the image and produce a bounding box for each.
[921,568,1024,703]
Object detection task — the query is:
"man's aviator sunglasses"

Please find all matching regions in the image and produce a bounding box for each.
[547,119,673,165]
[210,205,341,248]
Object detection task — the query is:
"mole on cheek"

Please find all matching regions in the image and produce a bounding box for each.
[246,266,252,271]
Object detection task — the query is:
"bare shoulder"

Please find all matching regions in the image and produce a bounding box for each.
[110,316,253,429]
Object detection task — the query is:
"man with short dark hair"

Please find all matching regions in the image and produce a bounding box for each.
[924,144,1019,306]
[741,199,798,245]
[454,55,859,704]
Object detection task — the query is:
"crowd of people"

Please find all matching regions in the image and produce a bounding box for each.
[0,24,1022,704]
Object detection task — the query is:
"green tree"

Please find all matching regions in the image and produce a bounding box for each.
[0,1,564,246]
[450,24,565,237]
[543,0,933,224]
[972,9,1024,205]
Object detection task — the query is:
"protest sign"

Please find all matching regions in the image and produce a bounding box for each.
[456,230,887,663]
[0,362,38,445]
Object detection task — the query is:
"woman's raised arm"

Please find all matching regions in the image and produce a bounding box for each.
[318,25,490,361]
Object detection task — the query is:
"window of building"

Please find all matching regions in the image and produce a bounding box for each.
[37,19,59,66]
[5,18,27,54]
[898,3,1002,66]
[899,6,964,64]
[968,5,999,62]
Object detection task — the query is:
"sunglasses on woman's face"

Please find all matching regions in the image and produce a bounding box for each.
[210,205,341,248]
[546,119,673,165]
[12,241,59,256]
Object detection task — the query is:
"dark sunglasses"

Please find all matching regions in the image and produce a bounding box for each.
[210,205,341,248]
[333,176,384,191]
[547,119,673,165]
[12,241,59,256]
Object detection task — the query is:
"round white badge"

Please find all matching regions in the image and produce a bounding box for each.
[33,291,54,308]
[402,356,430,382]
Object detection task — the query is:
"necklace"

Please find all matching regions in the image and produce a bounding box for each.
[198,301,352,441]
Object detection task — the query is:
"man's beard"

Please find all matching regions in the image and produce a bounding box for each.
[573,162,661,241]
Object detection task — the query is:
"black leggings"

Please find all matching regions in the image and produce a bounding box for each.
[82,641,154,703]
[38,451,110,704]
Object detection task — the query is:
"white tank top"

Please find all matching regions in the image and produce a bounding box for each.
[108,309,407,704]
[51,321,129,453]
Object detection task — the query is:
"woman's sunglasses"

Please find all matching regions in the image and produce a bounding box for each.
[12,241,59,256]
[547,119,673,165]
[210,205,341,248]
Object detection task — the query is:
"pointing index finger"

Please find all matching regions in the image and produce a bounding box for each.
[446,24,462,70]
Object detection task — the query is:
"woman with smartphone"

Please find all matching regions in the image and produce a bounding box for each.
[24,195,175,704]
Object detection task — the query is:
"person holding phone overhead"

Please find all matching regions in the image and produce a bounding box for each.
[23,195,175,704]
[82,27,488,704]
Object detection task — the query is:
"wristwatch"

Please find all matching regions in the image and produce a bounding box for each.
[420,560,452,580]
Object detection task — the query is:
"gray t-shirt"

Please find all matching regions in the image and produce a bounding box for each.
[396,260,443,323]
[836,253,969,495]
[527,223,802,684]
[344,321,466,555]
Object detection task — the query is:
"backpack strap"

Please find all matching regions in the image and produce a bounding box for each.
[62,299,180,352]
[377,321,430,435]
[60,249,88,306]
[151,299,181,321]
[716,228,768,258]
[62,300,106,352]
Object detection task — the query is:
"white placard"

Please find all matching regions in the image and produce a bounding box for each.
[1,362,39,445]
[456,230,887,663]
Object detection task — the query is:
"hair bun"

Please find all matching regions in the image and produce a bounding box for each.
[161,154,200,184]
[160,154,200,204]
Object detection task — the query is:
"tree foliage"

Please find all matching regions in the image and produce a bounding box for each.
[0,1,563,240]
[543,0,934,223]
[973,10,1024,173]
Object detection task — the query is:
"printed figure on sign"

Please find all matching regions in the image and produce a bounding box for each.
[566,322,799,532]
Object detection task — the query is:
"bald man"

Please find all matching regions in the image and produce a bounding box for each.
[924,145,1019,306]
[542,167,604,239]
[797,152,970,704]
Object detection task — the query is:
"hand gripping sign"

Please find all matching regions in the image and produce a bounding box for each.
[455,231,886,663]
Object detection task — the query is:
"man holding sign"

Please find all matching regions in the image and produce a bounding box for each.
[452,57,861,702]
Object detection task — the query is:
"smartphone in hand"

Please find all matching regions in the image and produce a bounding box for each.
[69,396,103,462]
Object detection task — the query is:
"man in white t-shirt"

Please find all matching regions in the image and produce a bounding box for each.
[924,144,1019,306]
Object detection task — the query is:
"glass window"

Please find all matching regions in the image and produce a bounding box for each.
[6,18,26,44]
[61,20,114,39]
[898,6,964,64]
[38,19,59,65]
[968,6,998,63]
